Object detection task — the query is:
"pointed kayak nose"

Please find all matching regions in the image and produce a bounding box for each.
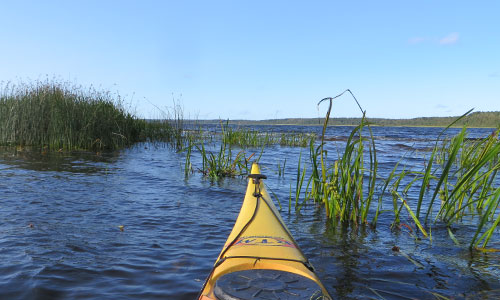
[198,163,331,299]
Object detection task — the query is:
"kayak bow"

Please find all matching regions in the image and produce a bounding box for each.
[198,163,331,299]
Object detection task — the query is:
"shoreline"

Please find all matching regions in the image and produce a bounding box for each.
[187,121,498,129]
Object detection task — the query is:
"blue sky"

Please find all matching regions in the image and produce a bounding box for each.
[1,1,499,120]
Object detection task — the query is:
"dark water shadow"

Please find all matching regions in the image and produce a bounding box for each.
[0,147,120,174]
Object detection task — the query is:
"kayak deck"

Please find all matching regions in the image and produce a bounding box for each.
[198,163,331,299]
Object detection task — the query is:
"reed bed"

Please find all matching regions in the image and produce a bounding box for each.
[181,121,315,180]
[294,91,379,227]
[286,90,500,249]
[382,126,500,248]
[0,80,175,151]
[218,121,316,148]
[187,139,256,180]
[146,99,194,151]
[304,113,379,225]
[427,129,500,248]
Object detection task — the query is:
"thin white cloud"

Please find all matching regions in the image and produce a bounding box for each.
[439,32,459,45]
[408,37,426,44]
[408,33,459,46]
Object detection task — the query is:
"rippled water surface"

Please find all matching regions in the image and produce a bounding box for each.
[1,126,499,299]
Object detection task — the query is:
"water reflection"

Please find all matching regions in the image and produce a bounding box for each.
[0,146,118,174]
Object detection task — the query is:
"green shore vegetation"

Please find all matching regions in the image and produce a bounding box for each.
[0,80,179,151]
[0,81,317,153]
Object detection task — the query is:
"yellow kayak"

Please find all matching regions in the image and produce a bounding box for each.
[198,163,331,299]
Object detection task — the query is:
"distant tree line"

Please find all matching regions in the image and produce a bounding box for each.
[190,111,500,128]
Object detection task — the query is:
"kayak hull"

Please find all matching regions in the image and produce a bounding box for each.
[198,163,331,299]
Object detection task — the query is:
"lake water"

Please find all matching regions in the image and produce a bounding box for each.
[1,126,499,299]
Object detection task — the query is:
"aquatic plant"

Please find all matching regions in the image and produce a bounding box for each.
[221,123,271,147]
[0,80,175,151]
[183,120,313,180]
[279,132,317,147]
[218,121,316,148]
[184,135,194,178]
[388,123,500,246]
[277,158,286,177]
[288,152,307,213]
[303,90,379,226]
[377,127,500,249]
[291,91,500,249]
[434,130,500,248]
[143,97,199,151]
[194,126,254,179]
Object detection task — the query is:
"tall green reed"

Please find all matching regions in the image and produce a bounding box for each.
[192,122,254,179]
[184,135,194,178]
[277,158,286,177]
[296,91,499,248]
[386,123,500,247]
[0,80,175,151]
[305,90,379,226]
[288,152,307,213]
[218,121,316,148]
[144,98,192,151]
